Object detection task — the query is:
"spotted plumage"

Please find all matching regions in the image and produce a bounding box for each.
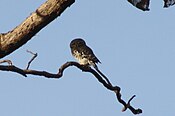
[70,38,101,69]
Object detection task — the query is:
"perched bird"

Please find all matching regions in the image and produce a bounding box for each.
[70,38,101,69]
[70,38,111,85]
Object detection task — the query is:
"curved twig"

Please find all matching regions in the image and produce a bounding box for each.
[0,59,13,65]
[26,50,38,69]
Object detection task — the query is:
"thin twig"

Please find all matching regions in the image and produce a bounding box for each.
[26,50,38,69]
[0,60,12,65]
[122,95,136,112]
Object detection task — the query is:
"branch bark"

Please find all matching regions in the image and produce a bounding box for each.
[0,61,142,114]
[0,0,75,58]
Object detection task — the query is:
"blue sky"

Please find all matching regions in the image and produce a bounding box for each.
[0,0,175,116]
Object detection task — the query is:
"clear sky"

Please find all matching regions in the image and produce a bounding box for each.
[0,0,175,116]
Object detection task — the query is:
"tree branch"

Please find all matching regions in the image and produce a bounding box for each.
[0,0,75,58]
[0,61,142,114]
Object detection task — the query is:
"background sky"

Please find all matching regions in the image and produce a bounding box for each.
[0,0,175,116]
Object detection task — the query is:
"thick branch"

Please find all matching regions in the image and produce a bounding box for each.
[0,61,142,114]
[0,0,75,58]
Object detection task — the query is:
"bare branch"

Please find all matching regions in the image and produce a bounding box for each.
[0,61,142,114]
[0,65,27,77]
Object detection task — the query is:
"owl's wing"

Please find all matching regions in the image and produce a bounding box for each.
[81,46,101,64]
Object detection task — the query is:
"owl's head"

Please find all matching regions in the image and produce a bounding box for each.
[70,38,86,49]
